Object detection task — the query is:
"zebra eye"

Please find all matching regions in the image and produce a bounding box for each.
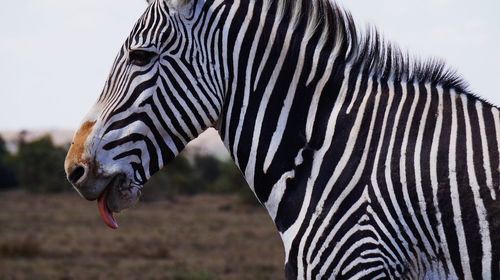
[128,50,156,66]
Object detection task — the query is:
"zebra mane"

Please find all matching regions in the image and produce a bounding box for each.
[270,0,471,93]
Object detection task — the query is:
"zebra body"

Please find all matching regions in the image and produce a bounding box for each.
[64,0,500,279]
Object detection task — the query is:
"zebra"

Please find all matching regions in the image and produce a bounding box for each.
[64,0,500,279]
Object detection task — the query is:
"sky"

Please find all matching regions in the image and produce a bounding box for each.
[0,0,499,131]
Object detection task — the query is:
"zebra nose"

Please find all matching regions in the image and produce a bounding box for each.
[67,163,88,185]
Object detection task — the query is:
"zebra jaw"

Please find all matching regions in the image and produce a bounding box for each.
[96,173,143,229]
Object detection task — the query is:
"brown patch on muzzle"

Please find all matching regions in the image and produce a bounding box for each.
[65,121,96,173]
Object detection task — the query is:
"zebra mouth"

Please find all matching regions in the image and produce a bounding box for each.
[96,174,142,229]
[97,174,124,229]
[98,186,118,229]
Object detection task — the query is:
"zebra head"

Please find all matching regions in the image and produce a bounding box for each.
[64,0,222,228]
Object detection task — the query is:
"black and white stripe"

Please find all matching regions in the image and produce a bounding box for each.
[89,0,500,278]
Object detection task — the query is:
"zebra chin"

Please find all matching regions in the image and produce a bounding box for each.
[101,173,143,213]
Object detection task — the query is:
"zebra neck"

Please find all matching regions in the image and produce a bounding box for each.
[215,0,500,235]
[215,1,355,234]
[217,0,350,192]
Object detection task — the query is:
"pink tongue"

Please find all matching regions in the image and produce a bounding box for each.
[97,188,119,229]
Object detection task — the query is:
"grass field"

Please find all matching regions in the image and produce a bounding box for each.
[0,191,284,279]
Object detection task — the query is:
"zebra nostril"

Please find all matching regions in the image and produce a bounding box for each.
[68,165,86,185]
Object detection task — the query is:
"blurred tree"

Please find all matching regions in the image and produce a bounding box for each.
[15,135,71,193]
[0,136,7,158]
[0,136,18,189]
[210,159,259,205]
[142,153,256,203]
[140,150,258,206]
[143,153,203,201]
[208,159,246,193]
[193,155,221,185]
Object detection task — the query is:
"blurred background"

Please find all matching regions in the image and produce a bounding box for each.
[0,0,498,279]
